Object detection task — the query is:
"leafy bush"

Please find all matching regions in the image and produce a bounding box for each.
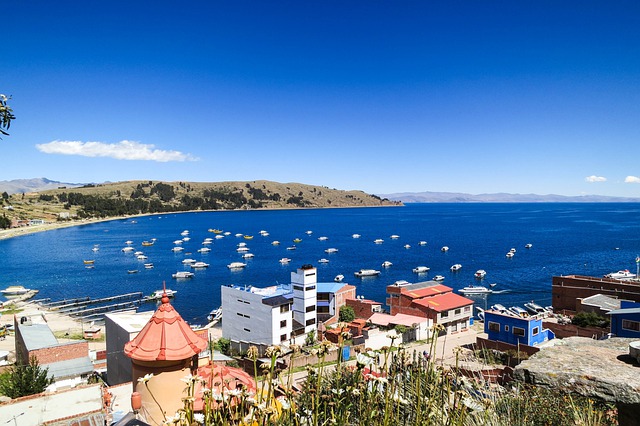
[572,311,610,328]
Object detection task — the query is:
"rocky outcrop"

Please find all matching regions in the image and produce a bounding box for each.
[514,337,640,426]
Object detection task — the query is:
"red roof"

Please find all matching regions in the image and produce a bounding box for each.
[401,284,452,299]
[124,293,208,361]
[413,292,473,312]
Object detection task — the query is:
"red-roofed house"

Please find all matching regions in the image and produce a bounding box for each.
[386,281,474,334]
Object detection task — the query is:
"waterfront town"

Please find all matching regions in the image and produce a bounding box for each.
[0,262,639,425]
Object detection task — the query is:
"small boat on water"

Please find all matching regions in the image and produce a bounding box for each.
[210,229,223,234]
[306,230,313,235]
[505,252,514,258]
[491,304,511,315]
[137,255,148,260]
[509,306,529,318]
[122,247,134,252]
[390,235,400,239]
[127,270,139,274]
[318,258,329,264]
[334,274,345,282]
[524,301,548,315]
[441,246,449,252]
[134,251,144,256]
[1,285,31,295]
[279,258,292,264]
[354,269,381,278]
[324,248,338,254]
[271,241,280,245]
[242,253,255,259]
[172,247,184,252]
[142,241,154,246]
[605,269,636,280]
[418,241,427,246]
[197,247,211,253]
[474,269,487,279]
[207,307,222,322]
[144,263,154,269]
[433,275,445,282]
[352,234,361,238]
[191,262,210,268]
[404,244,411,249]
[227,262,247,269]
[459,285,492,295]
[237,242,247,247]
[145,289,177,301]
[413,266,430,273]
[181,230,189,236]
[91,247,99,252]
[244,235,254,240]
[236,247,250,252]
[509,248,516,253]
[235,233,243,237]
[382,261,393,268]
[125,240,133,245]
[286,246,297,251]
[293,238,302,243]
[450,264,462,272]
[318,236,328,241]
[374,239,384,244]
[525,243,533,249]
[173,271,194,279]
[83,260,95,265]
[173,240,183,245]
[182,258,196,264]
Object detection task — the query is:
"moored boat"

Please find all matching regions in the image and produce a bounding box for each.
[324,248,338,254]
[227,262,247,269]
[450,264,462,271]
[334,274,345,282]
[172,271,194,279]
[83,260,95,265]
[433,275,445,282]
[354,269,381,277]
[207,307,222,322]
[382,261,393,268]
[524,301,548,315]
[441,246,449,252]
[458,285,492,295]
[474,269,486,279]
[605,269,636,280]
[191,262,209,268]
[413,266,430,273]
[144,263,154,269]
[1,285,31,295]
[318,258,329,264]
[145,289,177,301]
[279,258,292,264]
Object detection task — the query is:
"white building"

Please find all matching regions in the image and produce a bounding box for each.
[104,311,154,385]
[222,265,319,352]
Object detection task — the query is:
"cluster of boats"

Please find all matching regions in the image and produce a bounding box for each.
[476,301,552,321]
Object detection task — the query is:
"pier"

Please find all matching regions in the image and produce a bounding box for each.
[44,292,143,312]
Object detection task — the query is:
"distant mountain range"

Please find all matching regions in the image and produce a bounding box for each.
[378,191,640,203]
[0,178,84,194]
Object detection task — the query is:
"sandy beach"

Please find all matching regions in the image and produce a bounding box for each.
[0,217,127,241]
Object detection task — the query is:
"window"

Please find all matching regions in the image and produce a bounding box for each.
[280,320,287,328]
[307,285,316,291]
[461,322,467,330]
[513,327,525,337]
[280,304,290,313]
[244,328,251,332]
[318,306,330,314]
[454,309,461,315]
[464,306,470,312]
[293,285,304,291]
[441,311,449,318]
[317,293,330,301]
[488,322,500,332]
[532,327,539,336]
[306,305,316,313]
[505,325,509,332]
[622,320,640,332]
[237,299,250,305]
[306,318,315,326]
[236,312,250,319]
[280,334,288,342]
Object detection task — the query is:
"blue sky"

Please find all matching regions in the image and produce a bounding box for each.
[3,1,640,197]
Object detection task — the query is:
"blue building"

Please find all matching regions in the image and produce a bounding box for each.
[484,311,555,347]
[608,300,640,338]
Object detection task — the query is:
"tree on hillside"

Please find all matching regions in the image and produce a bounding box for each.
[0,94,15,139]
[339,305,356,323]
[0,356,54,398]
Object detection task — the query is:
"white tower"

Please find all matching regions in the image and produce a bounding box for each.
[292,265,318,334]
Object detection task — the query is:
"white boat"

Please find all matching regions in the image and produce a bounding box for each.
[144,263,154,269]
[182,258,196,264]
[334,274,345,282]
[352,234,361,238]
[450,264,462,272]
[171,247,184,252]
[235,233,243,237]
[242,253,255,259]
[393,280,411,287]
[418,241,427,246]
[260,232,269,237]
[146,289,176,300]
[191,262,210,268]
[459,285,492,295]
[509,306,529,317]
[441,246,449,252]
[286,246,297,250]
[223,232,231,236]
[237,242,247,247]
[121,247,134,252]
[306,230,313,235]
[91,247,99,252]
[137,254,148,260]
[354,269,381,277]
[318,258,329,264]
[476,307,485,321]
[197,247,211,253]
[318,236,328,241]
[0,285,31,295]
[236,247,250,252]
[125,240,133,245]
[491,304,511,315]
[271,240,280,245]
[413,266,430,273]
[172,271,194,279]
[227,262,247,269]
[474,270,487,279]
[390,235,400,239]
[279,258,292,264]
[182,237,190,242]
[404,244,411,249]
[505,252,514,258]
[433,275,445,282]
[324,248,339,254]
[207,307,222,322]
[181,230,189,236]
[202,240,212,245]
[173,240,183,245]
[524,302,548,315]
[215,235,224,239]
[204,237,213,242]
[605,269,637,280]
[374,239,384,244]
[525,243,533,249]
[509,248,516,253]
[259,230,268,235]
[381,261,393,268]
[134,251,144,256]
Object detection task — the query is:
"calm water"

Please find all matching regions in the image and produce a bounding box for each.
[1,203,639,324]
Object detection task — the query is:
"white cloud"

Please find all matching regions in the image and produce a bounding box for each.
[625,176,640,184]
[585,175,606,183]
[36,140,198,162]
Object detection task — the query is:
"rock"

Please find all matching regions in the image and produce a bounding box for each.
[514,336,640,405]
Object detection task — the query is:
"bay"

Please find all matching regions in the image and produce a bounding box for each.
[1,203,639,324]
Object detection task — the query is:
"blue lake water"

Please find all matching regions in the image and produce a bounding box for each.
[1,203,639,324]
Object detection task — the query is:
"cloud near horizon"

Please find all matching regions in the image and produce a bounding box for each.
[36,140,198,162]
[585,175,606,183]
[625,176,640,184]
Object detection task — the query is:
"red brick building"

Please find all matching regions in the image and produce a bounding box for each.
[386,281,473,334]
[552,275,640,312]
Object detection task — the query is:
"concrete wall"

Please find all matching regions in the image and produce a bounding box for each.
[552,275,640,312]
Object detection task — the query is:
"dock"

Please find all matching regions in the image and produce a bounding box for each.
[45,292,143,313]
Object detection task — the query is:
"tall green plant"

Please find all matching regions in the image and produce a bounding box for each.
[0,356,54,398]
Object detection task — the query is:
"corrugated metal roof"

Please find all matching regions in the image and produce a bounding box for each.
[44,356,94,380]
[17,322,58,350]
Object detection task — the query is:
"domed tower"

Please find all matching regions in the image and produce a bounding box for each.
[124,291,207,425]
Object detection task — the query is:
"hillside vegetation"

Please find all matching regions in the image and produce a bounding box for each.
[1,180,399,223]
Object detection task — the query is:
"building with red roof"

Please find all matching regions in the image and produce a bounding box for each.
[386,280,474,334]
